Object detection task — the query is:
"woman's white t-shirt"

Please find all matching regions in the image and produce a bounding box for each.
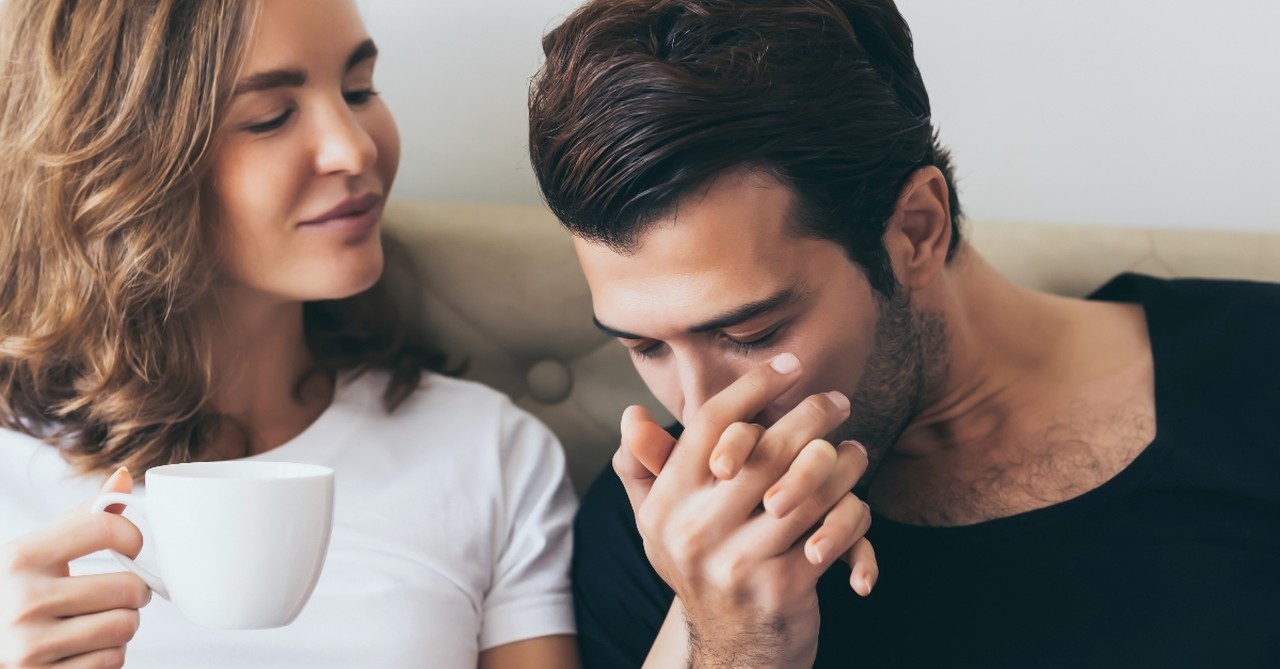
[0,371,578,668]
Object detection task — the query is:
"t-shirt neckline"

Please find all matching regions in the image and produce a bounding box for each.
[241,369,378,466]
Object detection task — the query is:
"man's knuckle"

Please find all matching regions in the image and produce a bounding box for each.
[724,421,756,444]
[803,394,834,419]
[669,542,698,572]
[707,554,748,592]
[788,465,823,496]
[635,504,661,541]
[693,405,730,434]
[824,506,858,536]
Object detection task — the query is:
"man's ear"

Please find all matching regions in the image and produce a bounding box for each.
[884,166,952,291]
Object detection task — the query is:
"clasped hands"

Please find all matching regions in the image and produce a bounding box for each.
[615,353,877,668]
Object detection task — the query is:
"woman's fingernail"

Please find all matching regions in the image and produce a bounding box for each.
[770,353,800,374]
[825,391,851,412]
[103,466,127,489]
[844,440,867,458]
[807,538,830,565]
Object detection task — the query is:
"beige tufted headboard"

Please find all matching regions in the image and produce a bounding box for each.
[383,200,1280,492]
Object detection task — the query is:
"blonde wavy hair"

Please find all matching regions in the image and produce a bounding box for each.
[0,0,444,474]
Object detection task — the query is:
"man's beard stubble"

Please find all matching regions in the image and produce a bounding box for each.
[836,285,948,489]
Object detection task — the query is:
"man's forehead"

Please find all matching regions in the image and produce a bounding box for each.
[570,170,846,334]
[573,207,797,284]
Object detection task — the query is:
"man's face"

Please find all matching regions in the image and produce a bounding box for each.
[575,171,943,462]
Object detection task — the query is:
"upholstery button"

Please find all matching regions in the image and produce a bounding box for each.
[526,359,573,404]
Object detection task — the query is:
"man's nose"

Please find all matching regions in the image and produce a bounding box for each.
[676,356,743,427]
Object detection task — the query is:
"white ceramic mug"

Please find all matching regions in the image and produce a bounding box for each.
[91,461,335,630]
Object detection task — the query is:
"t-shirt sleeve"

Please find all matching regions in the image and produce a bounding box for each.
[572,465,675,669]
[478,403,579,651]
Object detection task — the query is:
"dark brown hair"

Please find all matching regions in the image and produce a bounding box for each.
[0,0,445,474]
[529,0,963,295]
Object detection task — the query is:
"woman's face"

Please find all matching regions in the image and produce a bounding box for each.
[211,0,400,304]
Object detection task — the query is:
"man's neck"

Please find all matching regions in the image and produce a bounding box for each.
[869,249,1156,525]
[895,248,1080,457]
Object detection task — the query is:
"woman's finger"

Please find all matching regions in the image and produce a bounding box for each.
[2,512,143,575]
[27,572,152,619]
[53,646,128,669]
[34,608,140,664]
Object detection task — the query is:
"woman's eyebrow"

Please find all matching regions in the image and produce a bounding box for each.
[232,39,377,97]
[346,39,378,71]
[233,69,305,96]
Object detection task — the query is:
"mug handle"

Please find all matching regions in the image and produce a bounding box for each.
[90,492,171,600]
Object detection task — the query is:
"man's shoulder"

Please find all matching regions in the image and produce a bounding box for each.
[1093,272,1280,313]
[1092,273,1280,348]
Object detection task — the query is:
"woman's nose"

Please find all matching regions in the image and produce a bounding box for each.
[313,104,377,176]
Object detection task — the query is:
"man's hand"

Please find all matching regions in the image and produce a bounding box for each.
[617,353,877,669]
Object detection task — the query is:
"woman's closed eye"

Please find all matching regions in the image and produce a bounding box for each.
[241,86,377,135]
[343,88,379,106]
[244,107,294,134]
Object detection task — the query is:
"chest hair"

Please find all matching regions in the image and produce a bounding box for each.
[869,399,1156,527]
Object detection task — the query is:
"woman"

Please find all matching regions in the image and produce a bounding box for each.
[0,1,579,667]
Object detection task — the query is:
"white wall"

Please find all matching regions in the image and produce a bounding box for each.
[360,0,582,205]
[363,1,1280,232]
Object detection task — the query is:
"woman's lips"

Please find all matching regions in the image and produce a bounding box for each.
[298,193,382,236]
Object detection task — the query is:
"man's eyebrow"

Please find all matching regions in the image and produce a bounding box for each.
[231,40,378,97]
[593,317,643,340]
[688,286,798,333]
[592,286,799,340]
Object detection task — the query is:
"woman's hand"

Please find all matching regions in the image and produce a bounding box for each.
[0,468,151,669]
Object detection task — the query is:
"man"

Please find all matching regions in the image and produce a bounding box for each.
[527,1,1280,667]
